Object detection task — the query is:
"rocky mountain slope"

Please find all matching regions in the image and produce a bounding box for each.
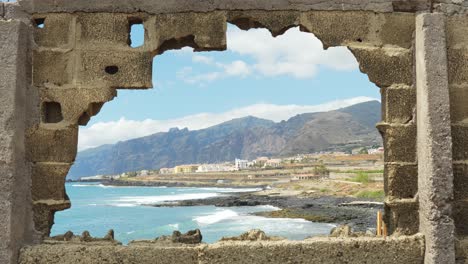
[68,101,382,179]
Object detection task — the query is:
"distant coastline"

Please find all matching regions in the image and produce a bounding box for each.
[99,179,269,189]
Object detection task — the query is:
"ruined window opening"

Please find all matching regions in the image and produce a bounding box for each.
[105,66,119,75]
[34,18,45,28]
[128,18,144,48]
[42,102,63,123]
[51,25,385,245]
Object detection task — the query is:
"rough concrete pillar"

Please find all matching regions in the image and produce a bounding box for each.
[416,13,456,264]
[0,20,34,264]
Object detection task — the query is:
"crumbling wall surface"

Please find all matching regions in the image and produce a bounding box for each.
[447,14,468,240]
[2,0,466,263]
[0,20,35,264]
[26,9,417,238]
[434,0,468,14]
[17,0,431,14]
[18,236,425,264]
[416,13,455,264]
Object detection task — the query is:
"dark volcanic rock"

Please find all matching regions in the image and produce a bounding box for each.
[150,194,383,233]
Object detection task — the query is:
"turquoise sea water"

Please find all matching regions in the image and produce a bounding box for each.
[51,182,335,244]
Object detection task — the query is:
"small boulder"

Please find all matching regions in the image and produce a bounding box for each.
[104,229,115,241]
[220,229,283,241]
[171,229,203,244]
[81,231,92,242]
[329,225,352,237]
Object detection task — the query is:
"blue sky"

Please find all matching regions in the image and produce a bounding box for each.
[23,20,380,150]
[95,26,378,123]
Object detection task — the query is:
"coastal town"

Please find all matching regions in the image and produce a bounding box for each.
[78,146,384,182]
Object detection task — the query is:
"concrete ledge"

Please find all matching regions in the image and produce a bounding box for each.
[19,236,425,264]
[17,0,405,14]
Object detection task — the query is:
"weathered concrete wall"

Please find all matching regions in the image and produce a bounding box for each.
[17,0,424,14]
[447,13,468,241]
[0,20,35,264]
[26,7,417,238]
[3,0,468,263]
[416,13,455,264]
[19,236,425,264]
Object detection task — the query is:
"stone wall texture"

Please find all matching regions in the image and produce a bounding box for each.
[26,6,418,239]
[1,0,468,263]
[19,236,425,264]
[0,19,35,264]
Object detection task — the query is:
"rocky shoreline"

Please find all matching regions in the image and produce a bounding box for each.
[99,179,383,232]
[147,193,383,233]
[99,180,268,189]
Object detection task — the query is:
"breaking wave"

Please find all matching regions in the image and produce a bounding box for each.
[110,192,220,207]
[193,209,239,225]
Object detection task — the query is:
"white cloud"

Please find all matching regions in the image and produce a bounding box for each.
[224,60,250,77]
[178,27,359,84]
[192,54,215,64]
[78,97,377,151]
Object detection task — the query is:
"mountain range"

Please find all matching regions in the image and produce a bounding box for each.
[67,100,382,180]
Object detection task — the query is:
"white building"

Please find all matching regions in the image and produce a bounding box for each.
[159,168,174,174]
[196,164,236,173]
[264,158,282,168]
[139,170,149,176]
[235,159,249,170]
[255,157,269,166]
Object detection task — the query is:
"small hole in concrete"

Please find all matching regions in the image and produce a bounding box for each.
[105,66,119,75]
[42,102,63,123]
[34,18,46,29]
[357,38,363,43]
[128,18,144,48]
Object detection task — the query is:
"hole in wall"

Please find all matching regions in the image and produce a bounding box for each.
[52,25,385,244]
[128,17,145,48]
[34,18,46,28]
[105,66,119,75]
[42,102,63,123]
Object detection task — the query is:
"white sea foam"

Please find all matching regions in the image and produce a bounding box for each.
[71,183,168,189]
[71,184,96,187]
[111,192,220,206]
[257,205,281,211]
[168,223,180,230]
[112,203,138,207]
[194,209,239,225]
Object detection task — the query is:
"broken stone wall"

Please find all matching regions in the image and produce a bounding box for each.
[19,235,425,264]
[2,0,468,263]
[447,14,468,238]
[28,6,418,239]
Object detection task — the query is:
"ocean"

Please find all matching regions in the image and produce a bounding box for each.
[51,182,335,244]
